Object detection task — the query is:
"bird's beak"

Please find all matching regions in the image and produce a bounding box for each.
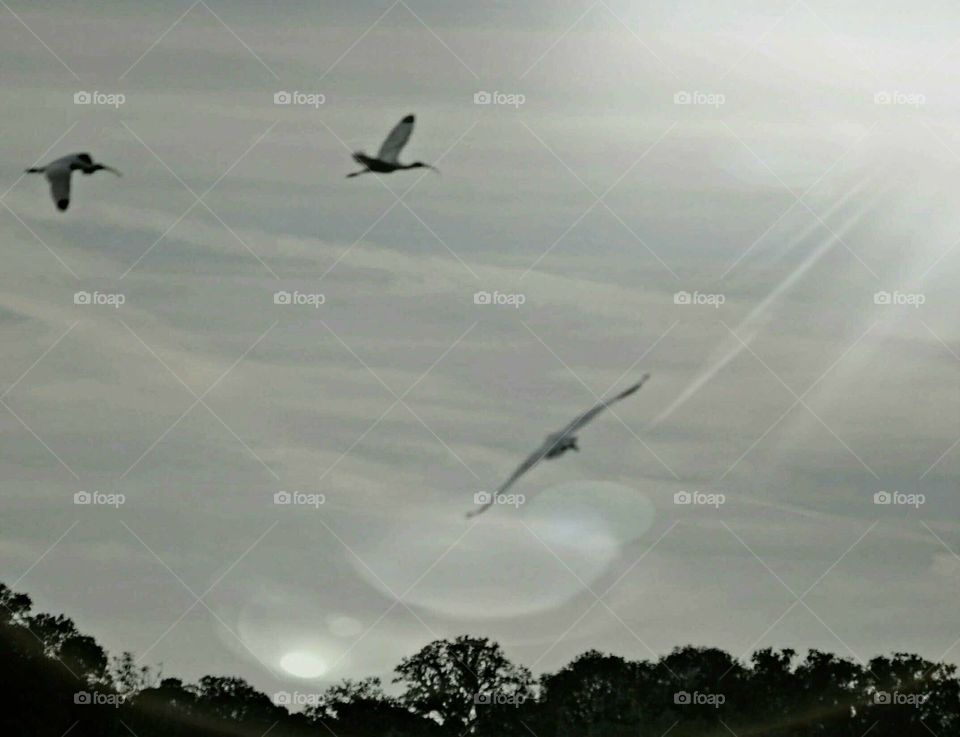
[104,166,122,176]
[427,165,440,175]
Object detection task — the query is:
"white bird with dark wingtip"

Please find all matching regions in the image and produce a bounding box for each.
[346,115,439,178]
[467,374,651,518]
[25,153,121,212]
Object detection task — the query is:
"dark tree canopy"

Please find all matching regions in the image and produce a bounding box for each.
[0,581,957,737]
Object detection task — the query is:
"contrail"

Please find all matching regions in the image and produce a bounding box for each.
[648,175,886,429]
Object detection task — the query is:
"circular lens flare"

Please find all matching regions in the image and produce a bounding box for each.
[280,651,327,678]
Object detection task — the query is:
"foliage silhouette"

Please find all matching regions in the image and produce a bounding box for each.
[1,582,957,737]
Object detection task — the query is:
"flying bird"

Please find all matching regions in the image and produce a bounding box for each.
[467,374,651,518]
[25,153,121,211]
[346,115,439,178]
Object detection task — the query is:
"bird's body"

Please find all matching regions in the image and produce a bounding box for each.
[25,153,121,211]
[467,374,651,518]
[347,115,438,177]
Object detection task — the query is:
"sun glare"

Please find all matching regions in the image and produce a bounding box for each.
[280,651,327,679]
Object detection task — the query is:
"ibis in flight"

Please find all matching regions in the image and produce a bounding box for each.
[347,115,438,178]
[467,374,651,517]
[25,153,121,211]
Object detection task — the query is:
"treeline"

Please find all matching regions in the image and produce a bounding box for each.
[2,582,958,737]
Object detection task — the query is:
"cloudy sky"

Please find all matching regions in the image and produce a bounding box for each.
[2,0,960,697]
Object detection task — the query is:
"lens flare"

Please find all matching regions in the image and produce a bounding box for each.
[279,651,327,678]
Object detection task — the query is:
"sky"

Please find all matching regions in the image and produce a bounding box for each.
[2,0,960,699]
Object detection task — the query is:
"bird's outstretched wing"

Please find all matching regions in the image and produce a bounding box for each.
[466,375,651,519]
[377,115,414,164]
[466,443,549,518]
[47,169,71,211]
[559,374,651,436]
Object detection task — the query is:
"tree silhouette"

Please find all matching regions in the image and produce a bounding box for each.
[1,581,958,737]
[394,635,533,734]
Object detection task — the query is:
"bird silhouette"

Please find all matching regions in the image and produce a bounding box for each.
[347,115,439,178]
[467,374,651,518]
[25,153,121,211]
